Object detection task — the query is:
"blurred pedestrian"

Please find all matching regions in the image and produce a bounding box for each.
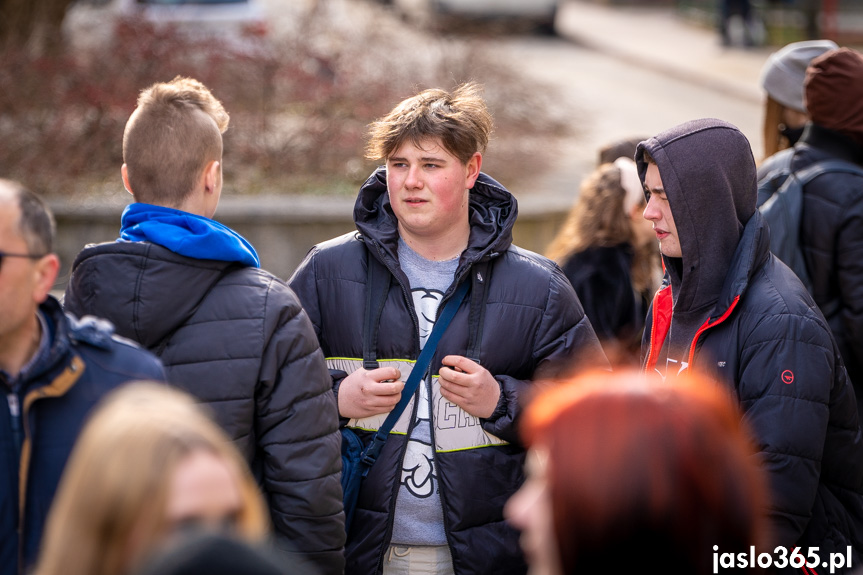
[505,369,769,575]
[757,39,837,175]
[0,180,166,575]
[596,135,645,166]
[637,118,863,568]
[719,0,756,47]
[63,76,344,572]
[756,47,863,418]
[289,82,607,575]
[35,382,271,575]
[545,159,657,363]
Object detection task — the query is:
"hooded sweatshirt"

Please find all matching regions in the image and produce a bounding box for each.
[636,119,757,377]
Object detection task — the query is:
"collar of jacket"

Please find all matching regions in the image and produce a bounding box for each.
[353,167,518,283]
[644,210,769,371]
[799,123,863,165]
[24,297,112,384]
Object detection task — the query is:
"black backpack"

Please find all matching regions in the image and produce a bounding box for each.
[757,151,863,298]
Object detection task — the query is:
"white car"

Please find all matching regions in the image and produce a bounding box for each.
[65,0,268,53]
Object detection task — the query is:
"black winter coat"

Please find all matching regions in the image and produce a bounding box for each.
[758,125,863,417]
[643,210,863,565]
[63,242,345,574]
[289,168,606,575]
[1,297,166,575]
[560,243,642,358]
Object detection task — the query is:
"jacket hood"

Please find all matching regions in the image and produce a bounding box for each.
[636,118,757,313]
[353,167,517,275]
[64,242,238,349]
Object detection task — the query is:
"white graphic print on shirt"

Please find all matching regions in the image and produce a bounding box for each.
[399,287,443,500]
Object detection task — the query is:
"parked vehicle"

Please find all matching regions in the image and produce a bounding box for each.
[65,0,268,53]
[392,0,559,33]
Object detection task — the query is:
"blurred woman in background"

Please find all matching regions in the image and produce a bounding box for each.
[757,39,837,178]
[546,159,659,363]
[35,382,270,575]
[505,369,768,575]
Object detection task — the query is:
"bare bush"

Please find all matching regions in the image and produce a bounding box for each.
[0,2,572,198]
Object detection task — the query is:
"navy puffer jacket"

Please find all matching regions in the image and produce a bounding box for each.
[289,168,606,575]
[63,242,345,575]
[1,297,166,575]
[643,210,863,564]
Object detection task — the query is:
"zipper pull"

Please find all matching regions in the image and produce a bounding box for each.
[7,393,19,418]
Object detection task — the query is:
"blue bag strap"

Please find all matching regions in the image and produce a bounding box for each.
[359,278,470,473]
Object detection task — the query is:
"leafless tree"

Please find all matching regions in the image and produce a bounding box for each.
[0,0,75,55]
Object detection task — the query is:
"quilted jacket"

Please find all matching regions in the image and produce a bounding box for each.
[63,242,345,574]
[637,119,863,568]
[289,168,607,575]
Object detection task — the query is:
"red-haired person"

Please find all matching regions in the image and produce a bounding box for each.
[505,370,769,575]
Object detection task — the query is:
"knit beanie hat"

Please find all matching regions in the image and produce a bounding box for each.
[760,39,838,111]
[806,47,863,148]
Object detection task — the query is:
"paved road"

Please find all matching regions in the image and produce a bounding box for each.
[495,34,763,206]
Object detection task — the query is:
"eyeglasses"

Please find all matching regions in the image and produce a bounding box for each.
[0,251,46,272]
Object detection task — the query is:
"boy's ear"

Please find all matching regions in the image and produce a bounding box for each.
[121,164,134,196]
[466,152,482,188]
[203,160,220,195]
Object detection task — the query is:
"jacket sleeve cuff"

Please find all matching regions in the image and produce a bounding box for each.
[485,379,507,423]
[330,369,350,427]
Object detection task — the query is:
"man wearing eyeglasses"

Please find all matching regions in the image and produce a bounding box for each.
[0,179,166,575]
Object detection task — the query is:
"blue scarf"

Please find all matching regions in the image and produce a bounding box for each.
[119,203,260,268]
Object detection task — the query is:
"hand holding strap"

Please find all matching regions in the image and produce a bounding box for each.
[359,278,470,474]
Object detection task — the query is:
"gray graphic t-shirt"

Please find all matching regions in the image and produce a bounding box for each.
[390,238,459,545]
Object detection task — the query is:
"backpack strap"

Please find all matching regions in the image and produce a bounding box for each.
[363,249,391,370]
[756,147,796,208]
[791,158,863,186]
[359,278,470,474]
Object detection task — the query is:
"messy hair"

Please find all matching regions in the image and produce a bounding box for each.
[365,82,493,164]
[522,369,768,575]
[123,76,230,207]
[35,383,268,575]
[546,163,633,262]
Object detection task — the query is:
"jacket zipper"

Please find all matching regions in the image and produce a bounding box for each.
[7,393,21,460]
[17,355,85,575]
[686,296,741,368]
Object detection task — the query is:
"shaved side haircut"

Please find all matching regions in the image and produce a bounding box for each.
[123,76,230,207]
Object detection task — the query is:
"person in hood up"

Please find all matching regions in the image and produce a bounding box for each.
[62,76,345,575]
[289,82,607,575]
[637,118,863,568]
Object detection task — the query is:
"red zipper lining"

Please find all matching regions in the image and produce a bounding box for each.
[686,295,741,367]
